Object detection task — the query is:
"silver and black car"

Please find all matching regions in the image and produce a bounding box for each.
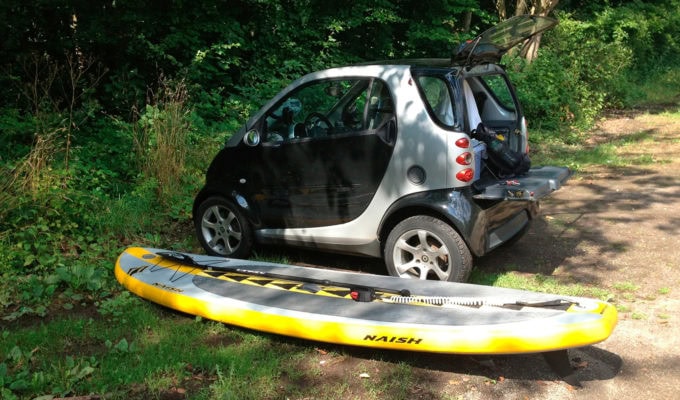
[193,15,569,282]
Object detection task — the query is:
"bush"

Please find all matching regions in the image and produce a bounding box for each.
[131,79,192,200]
[507,12,633,132]
[507,2,680,133]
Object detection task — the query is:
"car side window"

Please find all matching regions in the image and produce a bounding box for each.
[416,76,457,128]
[366,80,394,130]
[262,78,386,144]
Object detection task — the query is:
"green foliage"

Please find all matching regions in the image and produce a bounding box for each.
[0,344,40,397]
[508,12,633,132]
[587,1,680,106]
[506,2,680,134]
[98,292,141,324]
[0,0,500,132]
[0,108,35,160]
[2,0,679,136]
[0,274,53,320]
[131,79,192,201]
[0,342,98,398]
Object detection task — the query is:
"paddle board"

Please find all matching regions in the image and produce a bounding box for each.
[115,247,616,359]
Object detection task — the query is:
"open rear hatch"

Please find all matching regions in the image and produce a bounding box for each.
[473,166,571,201]
[452,15,558,66]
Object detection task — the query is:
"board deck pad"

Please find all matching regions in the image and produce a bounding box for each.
[115,247,617,356]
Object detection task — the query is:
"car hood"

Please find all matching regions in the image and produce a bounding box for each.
[452,15,557,66]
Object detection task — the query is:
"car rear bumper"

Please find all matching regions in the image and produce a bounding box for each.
[449,191,538,256]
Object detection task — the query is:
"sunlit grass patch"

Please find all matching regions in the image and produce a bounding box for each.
[530,140,625,171]
[658,287,671,295]
[469,270,612,300]
[612,281,640,292]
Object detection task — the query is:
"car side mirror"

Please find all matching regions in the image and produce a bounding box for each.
[243,129,261,147]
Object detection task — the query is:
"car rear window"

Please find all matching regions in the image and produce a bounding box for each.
[478,75,516,112]
[415,76,458,129]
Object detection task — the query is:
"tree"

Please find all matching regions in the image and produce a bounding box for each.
[495,0,560,62]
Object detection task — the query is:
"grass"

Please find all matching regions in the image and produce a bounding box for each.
[470,270,612,300]
[612,281,640,292]
[531,136,650,171]
[1,297,309,399]
[530,108,680,171]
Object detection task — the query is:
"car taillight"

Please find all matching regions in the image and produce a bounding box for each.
[455,138,469,148]
[456,169,474,182]
[456,152,472,165]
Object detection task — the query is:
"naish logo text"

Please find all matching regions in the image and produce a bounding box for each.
[363,335,423,345]
[152,282,183,293]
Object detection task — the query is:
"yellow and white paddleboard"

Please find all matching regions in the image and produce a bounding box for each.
[115,247,617,355]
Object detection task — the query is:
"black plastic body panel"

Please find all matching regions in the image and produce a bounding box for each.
[378,188,538,257]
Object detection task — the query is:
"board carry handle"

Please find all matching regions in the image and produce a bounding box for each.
[155,251,411,301]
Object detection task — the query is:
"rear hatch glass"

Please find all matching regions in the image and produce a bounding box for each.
[452,15,558,66]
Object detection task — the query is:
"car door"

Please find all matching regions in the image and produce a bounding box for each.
[247,78,396,228]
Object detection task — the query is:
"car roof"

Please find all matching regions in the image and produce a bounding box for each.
[355,58,453,68]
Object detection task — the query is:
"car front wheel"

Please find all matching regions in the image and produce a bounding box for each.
[384,216,472,282]
[194,196,253,258]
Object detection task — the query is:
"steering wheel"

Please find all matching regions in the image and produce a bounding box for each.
[305,112,334,136]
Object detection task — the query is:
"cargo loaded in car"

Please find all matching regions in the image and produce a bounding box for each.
[472,165,571,201]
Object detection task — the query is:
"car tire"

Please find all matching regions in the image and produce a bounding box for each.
[384,216,472,282]
[194,196,253,258]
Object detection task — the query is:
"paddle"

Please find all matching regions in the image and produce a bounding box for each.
[154,251,576,309]
[155,251,411,301]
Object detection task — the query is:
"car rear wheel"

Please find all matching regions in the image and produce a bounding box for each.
[385,216,472,282]
[195,196,253,258]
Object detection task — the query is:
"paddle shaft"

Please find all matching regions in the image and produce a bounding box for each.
[156,251,411,299]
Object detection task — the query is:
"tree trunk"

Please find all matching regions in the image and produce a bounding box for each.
[494,0,560,63]
[520,0,560,63]
[463,11,472,32]
[496,0,507,20]
[515,0,529,16]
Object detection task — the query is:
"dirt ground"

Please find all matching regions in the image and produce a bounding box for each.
[283,111,680,399]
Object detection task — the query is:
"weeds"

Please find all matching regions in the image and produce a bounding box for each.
[132,78,191,201]
[613,281,640,292]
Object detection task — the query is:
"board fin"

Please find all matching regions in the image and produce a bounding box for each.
[543,350,582,388]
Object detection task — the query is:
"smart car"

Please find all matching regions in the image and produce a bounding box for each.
[193,15,569,282]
